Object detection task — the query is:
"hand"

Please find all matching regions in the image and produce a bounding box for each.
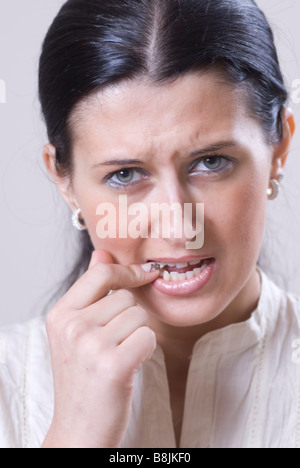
[42,251,159,448]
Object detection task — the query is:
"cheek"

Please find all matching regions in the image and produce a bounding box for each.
[206,175,267,256]
[82,194,145,264]
[237,174,267,245]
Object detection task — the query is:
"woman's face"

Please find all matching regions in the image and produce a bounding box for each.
[50,72,288,327]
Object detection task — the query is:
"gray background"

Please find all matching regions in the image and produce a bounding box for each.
[0,0,299,326]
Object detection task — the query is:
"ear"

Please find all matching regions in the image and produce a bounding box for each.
[271,107,296,178]
[43,144,77,212]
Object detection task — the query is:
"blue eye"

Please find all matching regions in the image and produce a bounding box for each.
[113,169,135,183]
[104,168,147,190]
[104,155,234,191]
[190,156,233,175]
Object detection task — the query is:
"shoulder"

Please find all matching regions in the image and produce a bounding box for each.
[270,280,300,336]
[255,270,300,386]
[259,271,300,390]
[0,316,50,380]
[0,317,53,448]
[273,284,300,365]
[258,269,300,333]
[245,271,300,447]
[0,315,48,352]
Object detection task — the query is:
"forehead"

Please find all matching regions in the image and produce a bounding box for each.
[70,72,261,158]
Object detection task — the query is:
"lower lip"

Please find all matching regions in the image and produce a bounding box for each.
[152,259,216,296]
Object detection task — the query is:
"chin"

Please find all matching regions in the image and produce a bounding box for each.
[134,278,224,328]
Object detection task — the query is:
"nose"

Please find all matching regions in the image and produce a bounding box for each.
[149,182,204,250]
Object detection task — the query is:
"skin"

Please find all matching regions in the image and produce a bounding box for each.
[43,72,295,447]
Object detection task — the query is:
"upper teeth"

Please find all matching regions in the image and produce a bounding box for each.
[153,259,201,269]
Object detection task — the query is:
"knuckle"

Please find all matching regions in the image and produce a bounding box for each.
[46,306,62,334]
[114,289,137,306]
[137,326,156,349]
[139,327,157,358]
[128,305,148,322]
[63,317,89,343]
[84,263,112,290]
[140,326,156,343]
[92,262,112,279]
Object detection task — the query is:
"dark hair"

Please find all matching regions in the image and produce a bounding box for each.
[38,0,288,308]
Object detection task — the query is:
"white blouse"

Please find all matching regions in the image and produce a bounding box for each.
[0,268,300,448]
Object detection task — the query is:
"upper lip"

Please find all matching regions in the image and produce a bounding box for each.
[147,255,214,263]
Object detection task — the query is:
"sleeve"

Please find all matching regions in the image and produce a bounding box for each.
[0,318,54,448]
[0,321,29,448]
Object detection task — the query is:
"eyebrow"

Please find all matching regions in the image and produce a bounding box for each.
[91,140,238,169]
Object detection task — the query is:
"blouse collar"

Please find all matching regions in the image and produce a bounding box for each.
[153,266,282,362]
[191,266,281,358]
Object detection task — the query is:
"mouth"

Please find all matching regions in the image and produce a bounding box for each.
[146,257,214,282]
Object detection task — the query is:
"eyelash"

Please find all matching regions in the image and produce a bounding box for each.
[103,155,234,191]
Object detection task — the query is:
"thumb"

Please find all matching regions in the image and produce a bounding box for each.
[89,250,115,269]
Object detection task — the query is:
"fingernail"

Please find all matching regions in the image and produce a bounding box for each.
[141,262,161,273]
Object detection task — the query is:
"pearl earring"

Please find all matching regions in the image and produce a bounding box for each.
[72,208,87,231]
[267,178,281,201]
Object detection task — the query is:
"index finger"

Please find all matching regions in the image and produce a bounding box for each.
[59,261,160,310]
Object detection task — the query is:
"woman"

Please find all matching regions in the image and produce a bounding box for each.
[0,0,299,448]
